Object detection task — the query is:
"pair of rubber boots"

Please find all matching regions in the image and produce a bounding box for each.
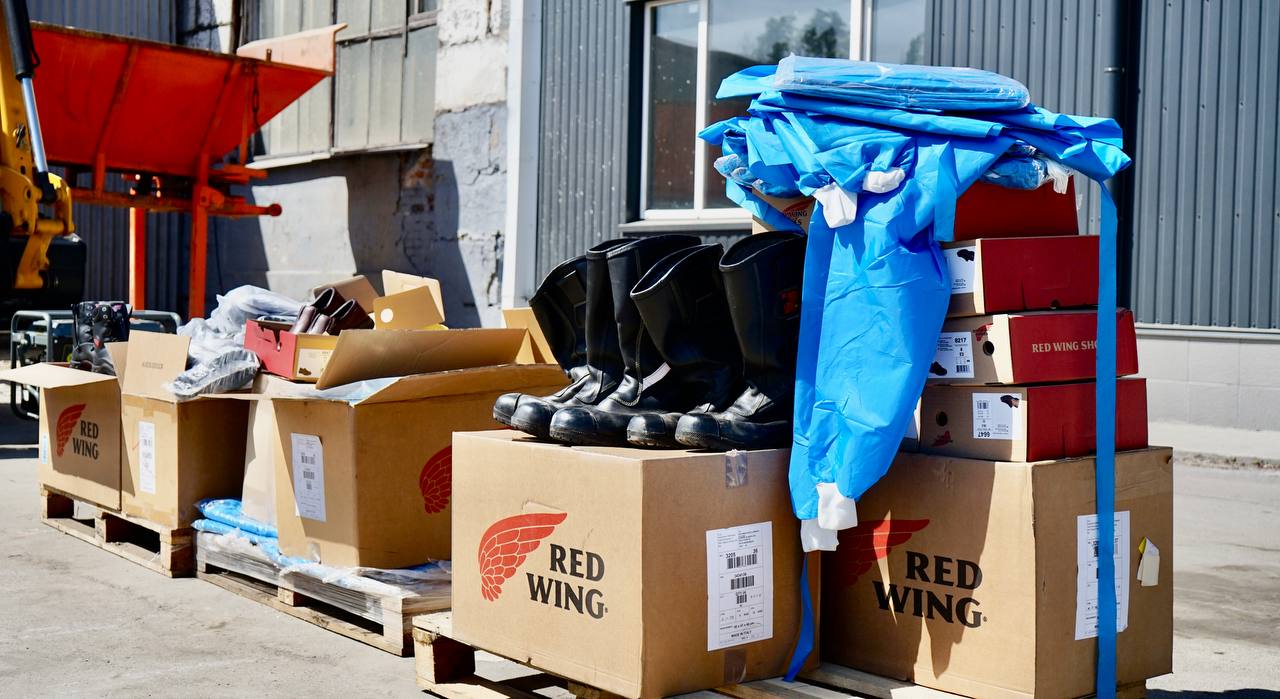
[493,231,805,450]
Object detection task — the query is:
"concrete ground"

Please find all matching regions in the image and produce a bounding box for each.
[1,411,1277,698]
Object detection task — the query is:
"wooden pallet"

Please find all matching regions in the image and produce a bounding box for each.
[411,612,1147,699]
[40,486,193,577]
[194,531,449,656]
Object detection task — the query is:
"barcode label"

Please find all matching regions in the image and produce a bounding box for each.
[291,433,326,522]
[138,421,157,494]
[726,551,758,569]
[730,575,756,590]
[736,592,748,605]
[932,332,975,379]
[972,392,1020,440]
[976,400,989,410]
[945,246,977,294]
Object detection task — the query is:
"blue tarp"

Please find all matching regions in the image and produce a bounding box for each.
[700,56,1130,528]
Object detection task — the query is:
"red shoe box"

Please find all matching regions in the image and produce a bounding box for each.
[952,180,1079,241]
[944,235,1099,317]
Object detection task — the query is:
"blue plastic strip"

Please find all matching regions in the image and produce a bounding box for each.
[784,556,815,681]
[1095,186,1119,699]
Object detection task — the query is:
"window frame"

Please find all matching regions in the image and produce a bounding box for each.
[638,0,868,221]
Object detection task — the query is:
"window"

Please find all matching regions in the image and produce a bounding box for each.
[251,0,439,161]
[639,0,929,220]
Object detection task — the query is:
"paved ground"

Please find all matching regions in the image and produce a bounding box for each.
[0,410,1277,698]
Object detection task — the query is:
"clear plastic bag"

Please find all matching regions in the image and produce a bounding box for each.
[770,56,1030,112]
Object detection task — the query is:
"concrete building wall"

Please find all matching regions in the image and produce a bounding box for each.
[1139,330,1280,432]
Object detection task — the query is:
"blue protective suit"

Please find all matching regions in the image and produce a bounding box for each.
[700,57,1131,546]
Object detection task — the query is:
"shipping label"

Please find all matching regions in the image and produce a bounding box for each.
[933,332,975,379]
[291,433,326,522]
[972,392,1021,440]
[138,421,157,495]
[39,431,49,465]
[1075,511,1131,640]
[945,246,977,294]
[706,521,773,651]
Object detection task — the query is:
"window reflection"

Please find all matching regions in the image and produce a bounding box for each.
[647,0,699,210]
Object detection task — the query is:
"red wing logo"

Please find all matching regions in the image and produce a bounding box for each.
[478,512,567,601]
[55,404,86,457]
[780,288,801,316]
[418,446,451,514]
[931,430,952,447]
[835,517,930,587]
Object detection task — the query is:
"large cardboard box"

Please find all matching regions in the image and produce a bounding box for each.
[918,378,1149,462]
[822,448,1173,699]
[271,334,566,569]
[943,235,1098,317]
[928,310,1138,385]
[119,332,250,529]
[239,399,277,527]
[451,431,817,699]
[0,361,123,510]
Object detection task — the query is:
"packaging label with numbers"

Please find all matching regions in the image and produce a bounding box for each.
[944,246,977,294]
[39,431,49,465]
[138,421,157,494]
[291,433,326,522]
[932,332,975,379]
[971,392,1021,440]
[706,521,773,651]
[1075,511,1131,640]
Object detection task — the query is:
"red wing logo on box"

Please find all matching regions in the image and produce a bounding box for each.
[837,516,986,628]
[55,403,102,458]
[836,516,930,586]
[418,446,451,514]
[479,512,568,601]
[931,430,953,447]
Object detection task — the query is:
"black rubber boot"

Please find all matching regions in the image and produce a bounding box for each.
[505,237,635,438]
[676,232,805,450]
[547,234,702,446]
[493,254,589,428]
[623,244,742,448]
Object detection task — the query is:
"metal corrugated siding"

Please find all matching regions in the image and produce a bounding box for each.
[535,0,632,279]
[1131,0,1280,329]
[928,0,1127,260]
[33,1,187,312]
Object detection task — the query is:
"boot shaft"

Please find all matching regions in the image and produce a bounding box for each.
[631,243,741,404]
[529,255,590,373]
[604,234,701,378]
[721,232,806,377]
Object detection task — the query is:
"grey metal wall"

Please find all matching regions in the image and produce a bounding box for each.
[534,0,632,279]
[1129,0,1280,329]
[928,0,1128,257]
[33,0,189,312]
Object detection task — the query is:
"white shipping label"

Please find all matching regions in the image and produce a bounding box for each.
[1075,511,1131,640]
[945,246,978,294]
[706,521,773,651]
[291,433,326,522]
[972,392,1022,440]
[39,431,49,465]
[933,332,975,379]
[138,421,157,495]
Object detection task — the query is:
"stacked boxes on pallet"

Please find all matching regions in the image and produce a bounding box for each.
[822,183,1173,698]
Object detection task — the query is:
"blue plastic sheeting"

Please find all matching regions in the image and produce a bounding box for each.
[720,56,1031,112]
[700,59,1130,526]
[196,498,277,539]
[192,518,306,567]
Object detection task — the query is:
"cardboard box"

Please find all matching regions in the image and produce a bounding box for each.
[252,271,448,382]
[918,378,1149,462]
[451,431,817,699]
[944,235,1099,317]
[822,447,1173,699]
[239,400,277,528]
[928,310,1139,385]
[748,180,1076,240]
[271,343,566,569]
[0,361,123,510]
[952,180,1079,240]
[502,307,555,365]
[119,332,251,529]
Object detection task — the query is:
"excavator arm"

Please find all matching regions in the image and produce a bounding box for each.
[0,0,73,290]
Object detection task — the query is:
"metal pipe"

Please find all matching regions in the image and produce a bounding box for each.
[19,77,46,172]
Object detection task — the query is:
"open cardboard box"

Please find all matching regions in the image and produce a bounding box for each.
[249,270,449,382]
[502,307,555,364]
[119,332,250,529]
[0,349,127,511]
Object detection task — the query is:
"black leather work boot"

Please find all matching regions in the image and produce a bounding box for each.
[547,234,702,446]
[675,231,805,450]
[623,243,742,448]
[500,238,635,438]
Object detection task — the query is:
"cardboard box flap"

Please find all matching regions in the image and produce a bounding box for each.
[106,342,128,384]
[503,307,555,364]
[311,274,379,311]
[0,362,118,389]
[356,363,567,404]
[315,327,529,389]
[121,331,191,400]
[382,270,445,318]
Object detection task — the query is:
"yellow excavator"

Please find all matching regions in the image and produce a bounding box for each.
[0,0,78,306]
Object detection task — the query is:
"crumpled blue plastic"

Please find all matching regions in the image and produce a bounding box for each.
[699,59,1131,524]
[196,497,277,539]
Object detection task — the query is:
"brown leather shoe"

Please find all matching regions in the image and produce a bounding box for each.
[323,298,375,335]
[290,287,346,334]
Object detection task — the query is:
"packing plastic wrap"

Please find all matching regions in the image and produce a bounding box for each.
[718,56,1031,112]
[196,497,277,539]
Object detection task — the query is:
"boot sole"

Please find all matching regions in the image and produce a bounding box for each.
[548,425,627,447]
[509,412,554,440]
[626,433,681,449]
[492,407,516,428]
